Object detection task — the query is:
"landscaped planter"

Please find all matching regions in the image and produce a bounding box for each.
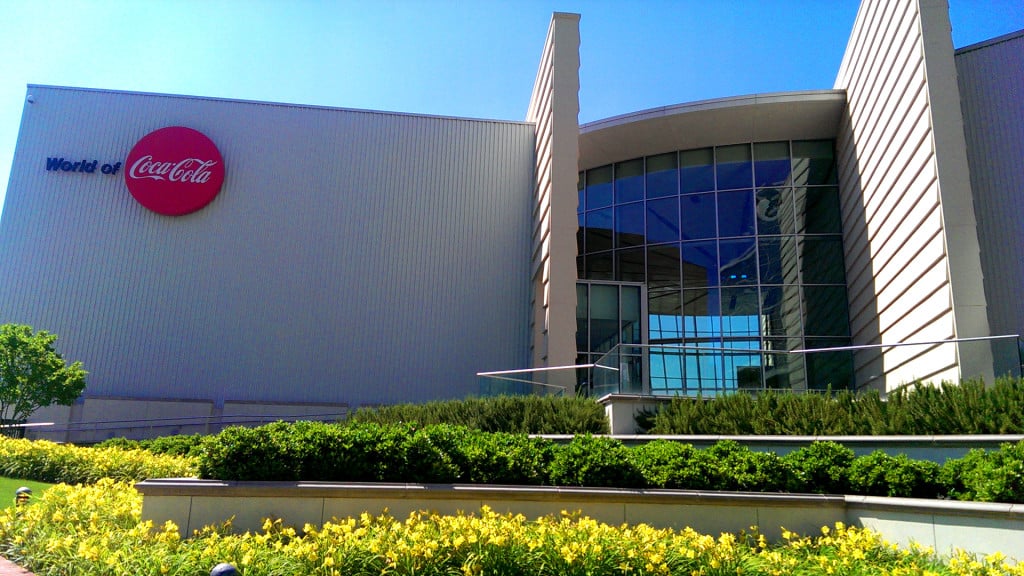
[136,479,1024,562]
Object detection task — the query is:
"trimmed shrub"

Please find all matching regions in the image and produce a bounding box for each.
[548,435,644,488]
[700,440,790,492]
[629,440,704,489]
[848,451,941,498]
[941,441,1024,503]
[460,431,554,485]
[783,441,855,494]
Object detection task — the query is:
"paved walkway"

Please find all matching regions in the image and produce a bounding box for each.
[0,557,34,576]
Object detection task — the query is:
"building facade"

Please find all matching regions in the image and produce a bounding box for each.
[0,1,1021,439]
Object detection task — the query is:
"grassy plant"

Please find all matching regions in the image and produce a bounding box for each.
[646,377,1024,435]
[1,480,1021,576]
[347,395,608,434]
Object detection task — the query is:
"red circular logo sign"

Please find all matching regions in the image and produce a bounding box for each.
[124,126,225,216]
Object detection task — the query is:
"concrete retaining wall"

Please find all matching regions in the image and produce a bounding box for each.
[136,479,1024,562]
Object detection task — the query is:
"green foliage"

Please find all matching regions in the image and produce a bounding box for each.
[459,431,554,485]
[548,435,645,488]
[94,433,209,457]
[782,441,855,494]
[645,378,1024,435]
[0,436,196,484]
[848,451,941,498]
[629,440,704,489]
[348,395,608,434]
[941,442,1024,503]
[0,324,87,435]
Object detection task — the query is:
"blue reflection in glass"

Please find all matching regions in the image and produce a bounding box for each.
[646,197,680,244]
[586,208,613,253]
[681,193,716,240]
[716,144,752,190]
[719,238,757,285]
[681,241,718,288]
[680,148,714,193]
[615,203,645,248]
[717,190,755,237]
[646,152,678,198]
[586,165,613,209]
[615,159,644,203]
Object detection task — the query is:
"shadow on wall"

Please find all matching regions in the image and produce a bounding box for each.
[836,108,883,393]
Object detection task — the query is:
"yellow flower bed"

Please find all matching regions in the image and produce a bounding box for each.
[0,437,198,484]
[1,479,1021,576]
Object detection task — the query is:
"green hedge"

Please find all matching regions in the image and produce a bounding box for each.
[195,421,1024,504]
[347,395,608,434]
[643,377,1024,435]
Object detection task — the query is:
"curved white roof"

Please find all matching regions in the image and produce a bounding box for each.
[579,90,847,170]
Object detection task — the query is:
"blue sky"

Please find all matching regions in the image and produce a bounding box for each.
[2,0,1023,218]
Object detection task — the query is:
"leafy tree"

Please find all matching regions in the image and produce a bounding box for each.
[0,324,86,436]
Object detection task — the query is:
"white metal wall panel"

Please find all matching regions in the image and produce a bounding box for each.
[0,86,535,408]
[526,13,580,385]
[833,0,972,389]
[956,31,1024,377]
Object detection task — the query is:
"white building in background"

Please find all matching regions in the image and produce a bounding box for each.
[0,1,1021,441]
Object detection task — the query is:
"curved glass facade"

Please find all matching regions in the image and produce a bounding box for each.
[577,140,853,395]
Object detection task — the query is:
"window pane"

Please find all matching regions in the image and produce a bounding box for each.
[622,285,642,345]
[585,165,613,209]
[646,152,678,198]
[650,346,685,393]
[758,236,798,285]
[681,240,718,288]
[763,337,805,390]
[716,144,752,190]
[800,237,846,284]
[585,252,613,280]
[577,172,584,213]
[646,196,680,244]
[684,343,723,394]
[724,340,762,391]
[761,285,802,337]
[586,208,613,253]
[577,211,585,254]
[576,284,589,352]
[683,287,721,337]
[615,159,644,203]
[719,238,757,285]
[721,287,760,337]
[717,189,755,237]
[680,192,716,240]
[616,247,645,282]
[792,140,837,186]
[805,338,853,391]
[648,244,681,330]
[755,187,795,235]
[802,286,850,337]
[797,186,842,234]
[680,148,714,193]
[753,141,791,187]
[615,202,645,248]
[589,284,620,353]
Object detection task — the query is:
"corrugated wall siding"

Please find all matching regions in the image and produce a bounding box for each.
[833,0,992,390]
[0,86,535,407]
[956,32,1024,377]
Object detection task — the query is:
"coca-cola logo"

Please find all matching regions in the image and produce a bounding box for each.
[124,126,225,216]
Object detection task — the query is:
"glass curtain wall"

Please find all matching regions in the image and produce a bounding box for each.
[577,140,852,396]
